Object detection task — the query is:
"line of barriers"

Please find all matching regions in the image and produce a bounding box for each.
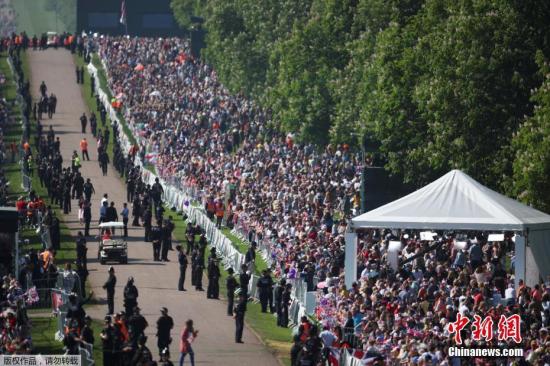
[87,58,317,329]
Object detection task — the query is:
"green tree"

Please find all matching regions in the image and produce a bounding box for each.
[511,52,550,211]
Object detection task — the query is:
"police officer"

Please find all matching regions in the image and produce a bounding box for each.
[102,266,116,315]
[151,221,163,261]
[156,307,174,359]
[256,269,274,313]
[80,113,87,133]
[161,220,172,261]
[234,293,247,343]
[123,277,139,317]
[176,245,187,291]
[239,264,250,299]
[226,268,238,316]
[275,279,286,326]
[191,249,204,291]
[207,248,220,299]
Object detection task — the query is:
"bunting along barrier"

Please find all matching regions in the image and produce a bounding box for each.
[90,52,313,328]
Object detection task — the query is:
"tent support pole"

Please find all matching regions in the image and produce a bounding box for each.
[345,232,357,288]
[514,232,526,290]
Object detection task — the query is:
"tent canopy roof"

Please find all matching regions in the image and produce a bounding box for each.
[352,170,550,231]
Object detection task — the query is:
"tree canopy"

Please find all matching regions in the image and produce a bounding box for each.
[172,0,550,210]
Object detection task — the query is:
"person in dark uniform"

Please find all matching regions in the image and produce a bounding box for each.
[81,315,95,346]
[239,264,250,299]
[206,248,220,299]
[80,113,87,133]
[76,231,87,269]
[281,283,292,328]
[256,269,274,313]
[176,245,187,291]
[100,316,120,366]
[226,268,238,316]
[131,335,154,365]
[98,149,110,176]
[132,196,141,226]
[83,200,92,237]
[161,220,172,261]
[90,112,97,137]
[83,178,95,202]
[123,277,139,317]
[75,262,89,297]
[191,249,204,291]
[185,222,194,254]
[151,221,163,261]
[275,279,286,326]
[76,66,81,84]
[102,266,116,315]
[156,307,174,359]
[128,307,148,346]
[143,207,152,241]
[233,293,247,343]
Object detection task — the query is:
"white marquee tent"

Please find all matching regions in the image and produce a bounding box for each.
[344,170,550,288]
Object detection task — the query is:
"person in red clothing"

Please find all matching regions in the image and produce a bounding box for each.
[80,138,89,161]
[179,319,198,366]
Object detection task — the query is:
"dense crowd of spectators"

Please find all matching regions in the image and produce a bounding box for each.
[98,35,360,280]
[0,0,16,38]
[95,36,550,364]
[0,274,33,355]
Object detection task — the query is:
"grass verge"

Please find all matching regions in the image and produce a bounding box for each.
[169,208,292,365]
[31,316,104,365]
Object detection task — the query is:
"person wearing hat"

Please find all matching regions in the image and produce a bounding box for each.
[245,241,256,273]
[176,245,188,291]
[123,277,139,317]
[100,315,121,365]
[207,248,220,299]
[234,292,247,343]
[102,266,116,315]
[128,306,148,346]
[226,268,239,316]
[257,269,274,313]
[274,278,286,326]
[156,307,174,359]
[81,315,94,346]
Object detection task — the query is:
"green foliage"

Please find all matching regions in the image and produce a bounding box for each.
[171,0,550,208]
[511,52,550,211]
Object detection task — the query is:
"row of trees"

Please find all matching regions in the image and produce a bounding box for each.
[171,0,550,211]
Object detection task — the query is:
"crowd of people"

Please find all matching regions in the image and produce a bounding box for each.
[0,0,16,39]
[0,274,33,355]
[93,35,550,365]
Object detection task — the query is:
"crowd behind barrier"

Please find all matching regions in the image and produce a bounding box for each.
[88,57,317,329]
[86,34,550,364]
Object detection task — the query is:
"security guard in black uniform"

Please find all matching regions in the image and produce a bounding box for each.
[191,249,204,291]
[206,248,220,299]
[226,268,238,316]
[233,293,247,343]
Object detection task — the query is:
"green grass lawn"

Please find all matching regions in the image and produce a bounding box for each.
[169,209,292,365]
[32,316,104,366]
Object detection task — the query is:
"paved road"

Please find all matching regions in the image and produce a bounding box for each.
[28,49,280,366]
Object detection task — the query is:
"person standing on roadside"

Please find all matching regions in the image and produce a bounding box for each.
[226,268,238,316]
[80,138,89,161]
[179,319,198,366]
[102,266,116,315]
[233,293,247,343]
[121,202,129,238]
[156,307,174,359]
[80,113,87,134]
[177,245,188,291]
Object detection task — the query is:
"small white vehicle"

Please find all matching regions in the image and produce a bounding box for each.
[97,222,127,264]
[46,32,58,47]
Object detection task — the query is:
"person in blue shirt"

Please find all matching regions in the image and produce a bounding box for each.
[120,203,129,238]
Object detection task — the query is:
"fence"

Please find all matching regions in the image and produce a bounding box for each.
[88,54,317,329]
